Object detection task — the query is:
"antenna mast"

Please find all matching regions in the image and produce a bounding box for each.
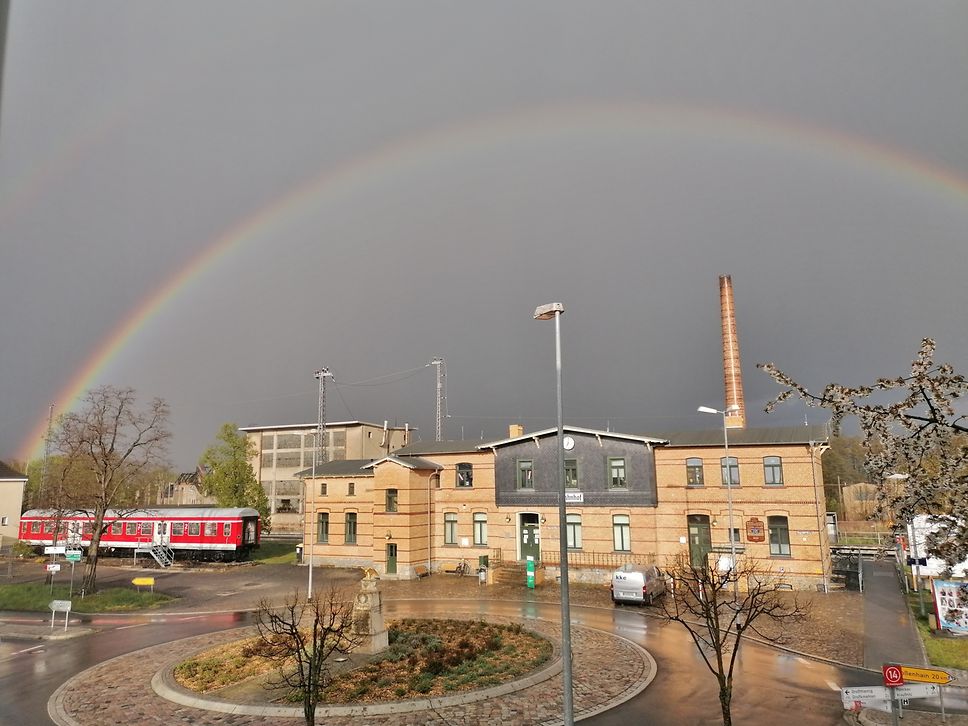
[429,357,446,441]
[40,403,53,507]
[314,369,333,464]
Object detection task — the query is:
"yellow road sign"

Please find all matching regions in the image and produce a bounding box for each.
[901,665,954,685]
[131,577,155,587]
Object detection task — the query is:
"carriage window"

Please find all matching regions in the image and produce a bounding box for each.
[83,522,93,535]
[205,522,217,537]
[111,521,122,535]
[172,522,185,536]
[31,521,41,533]
[189,522,201,536]
[223,523,231,537]
[140,523,152,536]
[126,522,137,535]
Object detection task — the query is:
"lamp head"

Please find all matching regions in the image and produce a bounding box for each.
[533,302,564,320]
[697,406,719,415]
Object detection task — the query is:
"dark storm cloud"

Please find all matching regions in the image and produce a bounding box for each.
[1,2,966,467]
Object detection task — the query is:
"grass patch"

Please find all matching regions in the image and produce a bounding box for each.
[906,591,968,670]
[250,541,298,565]
[175,636,274,692]
[0,582,173,612]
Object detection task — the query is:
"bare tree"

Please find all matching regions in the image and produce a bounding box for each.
[53,386,170,593]
[760,338,968,564]
[254,588,363,726]
[661,553,806,726]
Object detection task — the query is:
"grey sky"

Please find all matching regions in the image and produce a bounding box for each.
[2,2,967,469]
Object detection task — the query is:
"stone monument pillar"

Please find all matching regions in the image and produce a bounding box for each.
[352,567,388,654]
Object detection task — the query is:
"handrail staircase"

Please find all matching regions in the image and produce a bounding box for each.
[134,541,175,568]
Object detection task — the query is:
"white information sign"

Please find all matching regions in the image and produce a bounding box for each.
[841,686,889,703]
[564,492,584,504]
[44,546,66,555]
[896,683,941,699]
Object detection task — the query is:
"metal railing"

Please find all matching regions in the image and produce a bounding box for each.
[540,550,655,570]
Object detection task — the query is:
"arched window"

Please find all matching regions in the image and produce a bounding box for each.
[686,458,704,487]
[456,462,473,487]
[566,513,583,549]
[612,514,631,552]
[473,512,487,545]
[763,457,783,486]
[720,457,740,486]
[444,512,458,544]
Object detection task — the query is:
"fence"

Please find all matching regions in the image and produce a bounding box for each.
[539,550,655,570]
[830,524,897,548]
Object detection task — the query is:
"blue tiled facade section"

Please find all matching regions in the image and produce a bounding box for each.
[493,433,658,507]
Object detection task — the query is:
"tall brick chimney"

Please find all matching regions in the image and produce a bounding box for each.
[720,274,746,429]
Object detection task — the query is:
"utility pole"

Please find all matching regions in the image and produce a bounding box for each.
[40,403,53,507]
[429,357,445,442]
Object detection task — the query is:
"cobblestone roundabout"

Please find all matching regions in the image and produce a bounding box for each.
[50,617,654,726]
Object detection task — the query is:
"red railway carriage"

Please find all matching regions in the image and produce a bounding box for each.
[19,507,261,562]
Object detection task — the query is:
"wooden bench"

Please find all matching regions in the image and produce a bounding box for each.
[413,565,429,578]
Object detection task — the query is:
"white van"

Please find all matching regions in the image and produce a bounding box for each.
[611,563,666,605]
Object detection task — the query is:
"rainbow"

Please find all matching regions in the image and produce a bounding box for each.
[15,101,968,461]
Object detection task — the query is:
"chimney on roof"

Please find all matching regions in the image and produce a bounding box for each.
[719,274,746,429]
[509,424,524,438]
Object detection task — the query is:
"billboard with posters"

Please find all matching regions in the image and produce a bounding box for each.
[932,580,968,633]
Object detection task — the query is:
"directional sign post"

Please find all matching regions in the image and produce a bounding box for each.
[49,599,71,632]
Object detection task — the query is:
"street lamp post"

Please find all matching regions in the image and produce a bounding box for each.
[698,404,741,598]
[307,429,318,598]
[533,301,574,726]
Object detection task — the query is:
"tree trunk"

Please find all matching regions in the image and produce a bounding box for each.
[719,681,732,726]
[303,699,315,726]
[82,508,106,594]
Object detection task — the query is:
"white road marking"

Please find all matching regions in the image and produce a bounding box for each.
[13,645,44,656]
[116,623,149,631]
[827,680,841,691]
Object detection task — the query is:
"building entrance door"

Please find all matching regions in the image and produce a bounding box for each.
[520,514,541,562]
[386,543,397,574]
[153,521,169,546]
[688,514,712,567]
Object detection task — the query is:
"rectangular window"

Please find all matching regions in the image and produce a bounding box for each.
[456,462,474,487]
[564,459,579,489]
[517,460,534,489]
[566,513,582,549]
[205,522,217,537]
[222,523,231,537]
[720,457,740,487]
[764,456,784,486]
[317,512,329,543]
[386,489,398,512]
[1,516,8,526]
[83,522,93,536]
[261,452,274,468]
[768,516,791,556]
[110,521,122,535]
[277,434,301,449]
[613,514,631,551]
[319,482,328,496]
[126,522,137,536]
[140,522,153,536]
[608,458,627,489]
[275,452,301,468]
[345,512,357,544]
[189,522,201,537]
[444,512,458,545]
[473,512,487,546]
[172,522,185,536]
[261,433,274,451]
[348,482,356,496]
[686,458,704,487]
[31,521,41,533]
[278,498,293,513]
